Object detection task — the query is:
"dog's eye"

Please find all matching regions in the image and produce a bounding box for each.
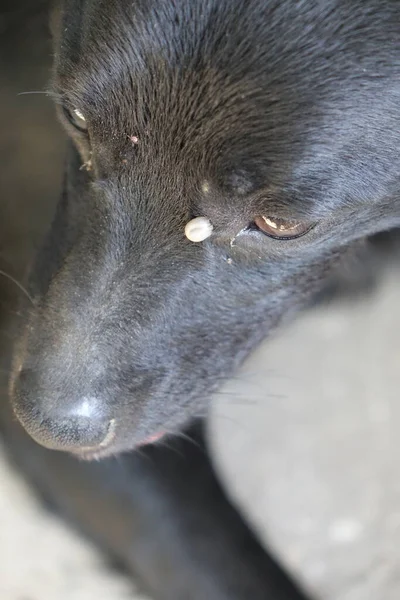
[253,216,314,240]
[64,107,88,132]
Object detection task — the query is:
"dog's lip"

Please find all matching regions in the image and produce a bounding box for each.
[136,430,165,447]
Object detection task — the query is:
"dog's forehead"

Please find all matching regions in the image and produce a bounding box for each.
[56,1,329,191]
[56,1,337,137]
[55,0,400,214]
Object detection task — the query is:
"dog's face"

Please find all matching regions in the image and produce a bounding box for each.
[11,0,400,458]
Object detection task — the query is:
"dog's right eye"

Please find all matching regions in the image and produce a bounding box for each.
[253,216,315,240]
[63,107,88,133]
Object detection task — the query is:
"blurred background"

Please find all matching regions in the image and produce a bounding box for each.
[0,2,400,600]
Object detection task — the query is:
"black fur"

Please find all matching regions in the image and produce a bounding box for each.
[11,0,400,456]
[7,0,400,597]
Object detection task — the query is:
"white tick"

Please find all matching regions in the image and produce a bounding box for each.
[185,216,213,242]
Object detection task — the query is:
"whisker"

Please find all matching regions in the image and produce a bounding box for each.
[196,410,247,428]
[0,270,34,305]
[159,428,203,452]
[213,389,287,403]
[133,447,153,462]
[17,87,65,103]
[17,90,50,96]
[169,430,200,449]
[158,439,186,458]
[211,389,257,402]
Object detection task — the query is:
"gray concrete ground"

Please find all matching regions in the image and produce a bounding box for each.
[210,267,400,600]
[1,4,400,599]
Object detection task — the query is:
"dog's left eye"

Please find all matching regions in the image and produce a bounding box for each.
[253,216,314,240]
[64,107,88,132]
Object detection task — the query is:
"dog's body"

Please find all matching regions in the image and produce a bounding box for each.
[6,0,400,598]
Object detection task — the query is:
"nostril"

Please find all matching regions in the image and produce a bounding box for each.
[12,369,116,454]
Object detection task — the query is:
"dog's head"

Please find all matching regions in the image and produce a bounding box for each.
[11,0,400,458]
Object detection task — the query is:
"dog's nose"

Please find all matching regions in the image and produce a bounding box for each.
[12,369,115,454]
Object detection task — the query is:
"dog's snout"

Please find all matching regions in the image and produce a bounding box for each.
[12,369,115,454]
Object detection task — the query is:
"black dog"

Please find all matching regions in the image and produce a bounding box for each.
[7,0,400,598]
